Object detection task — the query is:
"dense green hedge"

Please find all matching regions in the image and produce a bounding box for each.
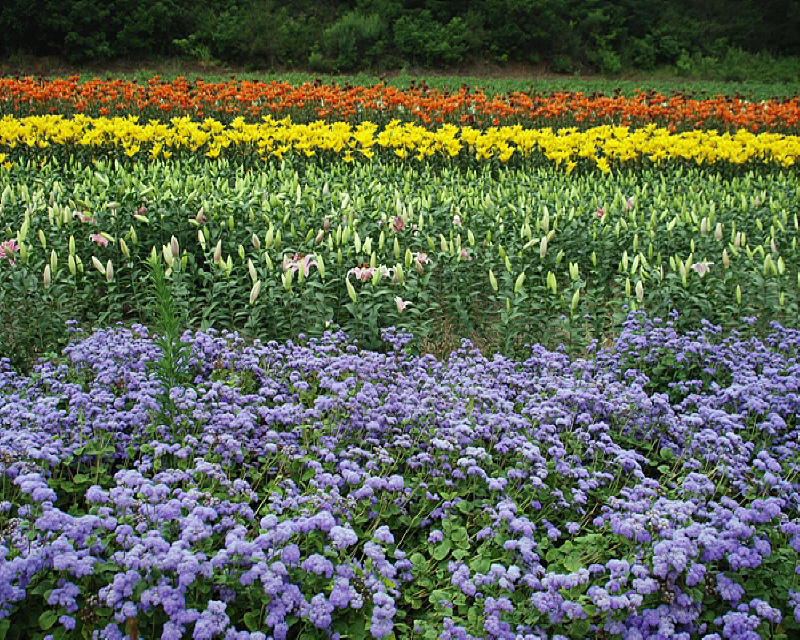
[2,0,799,76]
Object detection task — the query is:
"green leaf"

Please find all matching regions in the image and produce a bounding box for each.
[244,611,261,631]
[433,540,451,560]
[39,610,58,631]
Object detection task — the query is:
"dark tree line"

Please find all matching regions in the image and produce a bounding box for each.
[2,0,798,74]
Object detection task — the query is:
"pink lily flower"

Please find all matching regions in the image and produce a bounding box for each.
[73,211,97,224]
[392,216,405,233]
[394,296,411,313]
[691,261,714,278]
[282,253,317,278]
[0,239,19,264]
[90,233,109,247]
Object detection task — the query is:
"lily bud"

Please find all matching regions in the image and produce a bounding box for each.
[249,280,261,304]
[635,280,644,301]
[38,229,46,249]
[540,236,547,259]
[43,265,51,288]
[162,244,174,267]
[569,262,579,281]
[252,233,261,251]
[625,277,631,298]
[92,256,105,275]
[238,244,245,261]
[19,242,27,263]
[354,232,361,254]
[68,254,76,276]
[106,259,114,283]
[405,248,413,270]
[76,255,83,273]
[362,237,371,255]
[570,288,580,312]
[130,225,138,246]
[213,240,222,265]
[315,229,324,245]
[316,254,325,280]
[264,253,273,272]
[440,235,447,253]
[715,222,723,241]
[248,258,257,283]
[396,263,405,286]
[514,271,525,294]
[700,217,708,236]
[777,256,785,276]
[722,249,729,269]
[50,249,57,273]
[489,269,498,292]
[346,277,357,304]
[282,269,293,292]
[68,235,75,256]
[736,284,742,305]
[265,225,274,250]
[170,236,179,260]
[468,229,475,247]
[547,271,557,295]
[591,251,597,267]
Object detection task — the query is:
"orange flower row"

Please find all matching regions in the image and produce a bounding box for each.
[1,75,798,132]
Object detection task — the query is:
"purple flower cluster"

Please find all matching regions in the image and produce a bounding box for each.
[0,313,798,638]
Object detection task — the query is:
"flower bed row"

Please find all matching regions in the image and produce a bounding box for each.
[1,77,799,132]
[0,313,798,638]
[1,156,798,372]
[1,115,799,170]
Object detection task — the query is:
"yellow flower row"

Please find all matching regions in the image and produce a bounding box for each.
[0,115,797,169]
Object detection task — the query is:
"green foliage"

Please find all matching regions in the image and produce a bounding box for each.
[1,0,799,77]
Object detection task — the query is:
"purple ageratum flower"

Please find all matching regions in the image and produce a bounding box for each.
[329,525,359,549]
[194,601,230,639]
[373,526,394,544]
[301,554,334,578]
[428,530,444,544]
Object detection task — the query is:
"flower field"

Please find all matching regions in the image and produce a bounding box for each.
[0,76,799,639]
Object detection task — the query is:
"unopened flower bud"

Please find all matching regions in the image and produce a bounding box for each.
[715,223,723,241]
[489,269,498,292]
[249,280,261,304]
[106,259,114,283]
[68,254,76,276]
[213,240,222,264]
[43,265,51,288]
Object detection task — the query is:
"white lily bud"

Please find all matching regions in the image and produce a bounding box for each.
[68,254,76,276]
[715,223,723,241]
[249,280,261,305]
[50,249,57,274]
[252,233,261,251]
[213,240,222,265]
[92,256,105,275]
[106,259,114,283]
[43,265,51,288]
[514,271,525,294]
[722,249,729,269]
[346,277,357,303]
[635,280,644,301]
[540,236,547,259]
[162,244,174,267]
[316,254,325,280]
[248,258,257,283]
